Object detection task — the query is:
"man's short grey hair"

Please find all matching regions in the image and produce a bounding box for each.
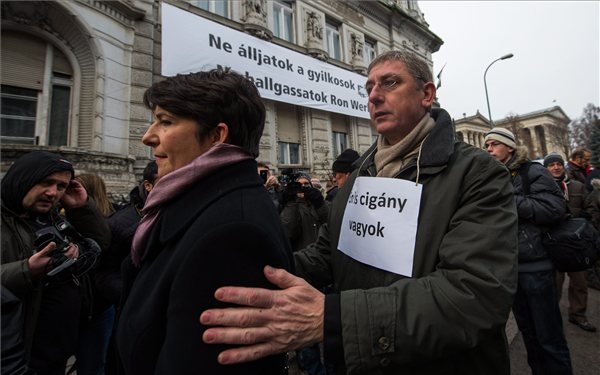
[367,50,433,87]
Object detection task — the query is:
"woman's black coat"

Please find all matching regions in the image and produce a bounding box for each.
[116,159,293,375]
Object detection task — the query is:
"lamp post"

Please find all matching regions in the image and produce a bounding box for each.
[484,53,514,127]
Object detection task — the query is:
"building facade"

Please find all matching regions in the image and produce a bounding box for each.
[0,0,441,201]
[454,106,571,159]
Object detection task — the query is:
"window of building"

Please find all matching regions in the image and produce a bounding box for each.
[332,132,348,157]
[326,19,341,60]
[278,142,300,164]
[272,0,294,42]
[331,112,348,157]
[191,0,229,17]
[364,38,376,66]
[0,31,74,146]
[0,85,37,145]
[276,102,301,165]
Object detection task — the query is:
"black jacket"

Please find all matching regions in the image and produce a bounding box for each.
[508,147,566,271]
[117,159,293,375]
[95,186,146,306]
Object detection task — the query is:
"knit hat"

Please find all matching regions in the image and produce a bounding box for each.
[332,149,360,173]
[295,173,313,186]
[485,127,516,149]
[543,152,565,167]
[1,151,74,214]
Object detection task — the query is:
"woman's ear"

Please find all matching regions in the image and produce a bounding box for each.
[213,123,229,144]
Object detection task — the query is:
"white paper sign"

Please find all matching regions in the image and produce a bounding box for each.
[338,177,422,277]
[161,3,370,119]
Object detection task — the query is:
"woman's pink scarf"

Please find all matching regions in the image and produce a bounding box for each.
[131,143,253,266]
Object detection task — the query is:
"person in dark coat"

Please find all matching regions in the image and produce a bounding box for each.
[95,161,157,375]
[566,147,591,184]
[326,149,360,203]
[95,161,157,307]
[116,68,293,375]
[280,173,329,252]
[1,151,110,375]
[486,129,572,375]
[200,51,518,375]
[544,152,596,332]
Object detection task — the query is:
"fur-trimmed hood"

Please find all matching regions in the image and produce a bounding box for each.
[506,146,530,171]
[591,178,600,190]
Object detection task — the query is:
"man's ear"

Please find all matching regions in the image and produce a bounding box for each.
[213,123,229,144]
[421,81,436,108]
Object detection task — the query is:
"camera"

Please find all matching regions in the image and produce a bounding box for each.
[277,169,301,188]
[34,219,100,279]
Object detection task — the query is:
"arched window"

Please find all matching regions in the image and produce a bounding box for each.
[1,31,73,146]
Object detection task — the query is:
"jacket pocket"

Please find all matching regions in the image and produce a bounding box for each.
[517,224,547,263]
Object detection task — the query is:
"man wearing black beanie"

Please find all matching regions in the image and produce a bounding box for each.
[544,152,596,332]
[1,151,110,374]
[327,149,360,202]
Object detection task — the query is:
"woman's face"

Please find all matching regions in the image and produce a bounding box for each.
[142,106,214,179]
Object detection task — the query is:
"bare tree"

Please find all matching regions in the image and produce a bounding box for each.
[545,122,571,158]
[571,103,599,149]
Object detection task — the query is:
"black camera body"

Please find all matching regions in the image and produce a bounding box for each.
[34,221,73,254]
[277,168,302,188]
[33,219,100,278]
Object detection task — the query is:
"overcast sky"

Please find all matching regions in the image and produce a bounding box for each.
[418,1,599,122]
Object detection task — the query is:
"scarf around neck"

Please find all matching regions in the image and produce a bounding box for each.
[130,143,253,266]
[374,113,436,178]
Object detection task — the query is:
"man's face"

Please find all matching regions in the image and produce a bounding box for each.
[485,140,513,164]
[22,171,72,215]
[546,161,565,178]
[581,152,591,168]
[333,171,350,189]
[366,60,434,145]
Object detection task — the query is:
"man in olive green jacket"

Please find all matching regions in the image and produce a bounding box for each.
[200,50,518,374]
[1,151,110,373]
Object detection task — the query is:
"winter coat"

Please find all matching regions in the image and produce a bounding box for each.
[506,147,566,271]
[1,199,110,359]
[564,178,587,218]
[586,178,600,230]
[294,108,518,375]
[116,159,293,375]
[94,185,146,305]
[566,160,587,184]
[280,196,329,252]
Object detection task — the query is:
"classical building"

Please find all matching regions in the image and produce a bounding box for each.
[0,0,442,201]
[455,106,571,160]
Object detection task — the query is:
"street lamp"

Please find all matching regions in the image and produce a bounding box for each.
[484,53,514,126]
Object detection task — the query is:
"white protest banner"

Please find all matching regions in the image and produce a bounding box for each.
[161,3,370,119]
[338,177,422,277]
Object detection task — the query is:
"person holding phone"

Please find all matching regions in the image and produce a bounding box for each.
[258,162,281,211]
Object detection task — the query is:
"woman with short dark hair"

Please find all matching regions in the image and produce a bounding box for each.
[116,68,293,375]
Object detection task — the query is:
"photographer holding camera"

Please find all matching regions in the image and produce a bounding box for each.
[280,173,328,253]
[1,151,110,375]
[257,162,281,211]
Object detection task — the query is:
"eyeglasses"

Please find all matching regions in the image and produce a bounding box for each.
[365,76,400,95]
[365,74,426,95]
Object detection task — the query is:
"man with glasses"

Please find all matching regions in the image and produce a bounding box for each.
[485,129,573,374]
[326,149,360,202]
[200,50,518,374]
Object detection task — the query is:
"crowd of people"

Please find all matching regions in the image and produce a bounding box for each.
[1,51,598,375]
